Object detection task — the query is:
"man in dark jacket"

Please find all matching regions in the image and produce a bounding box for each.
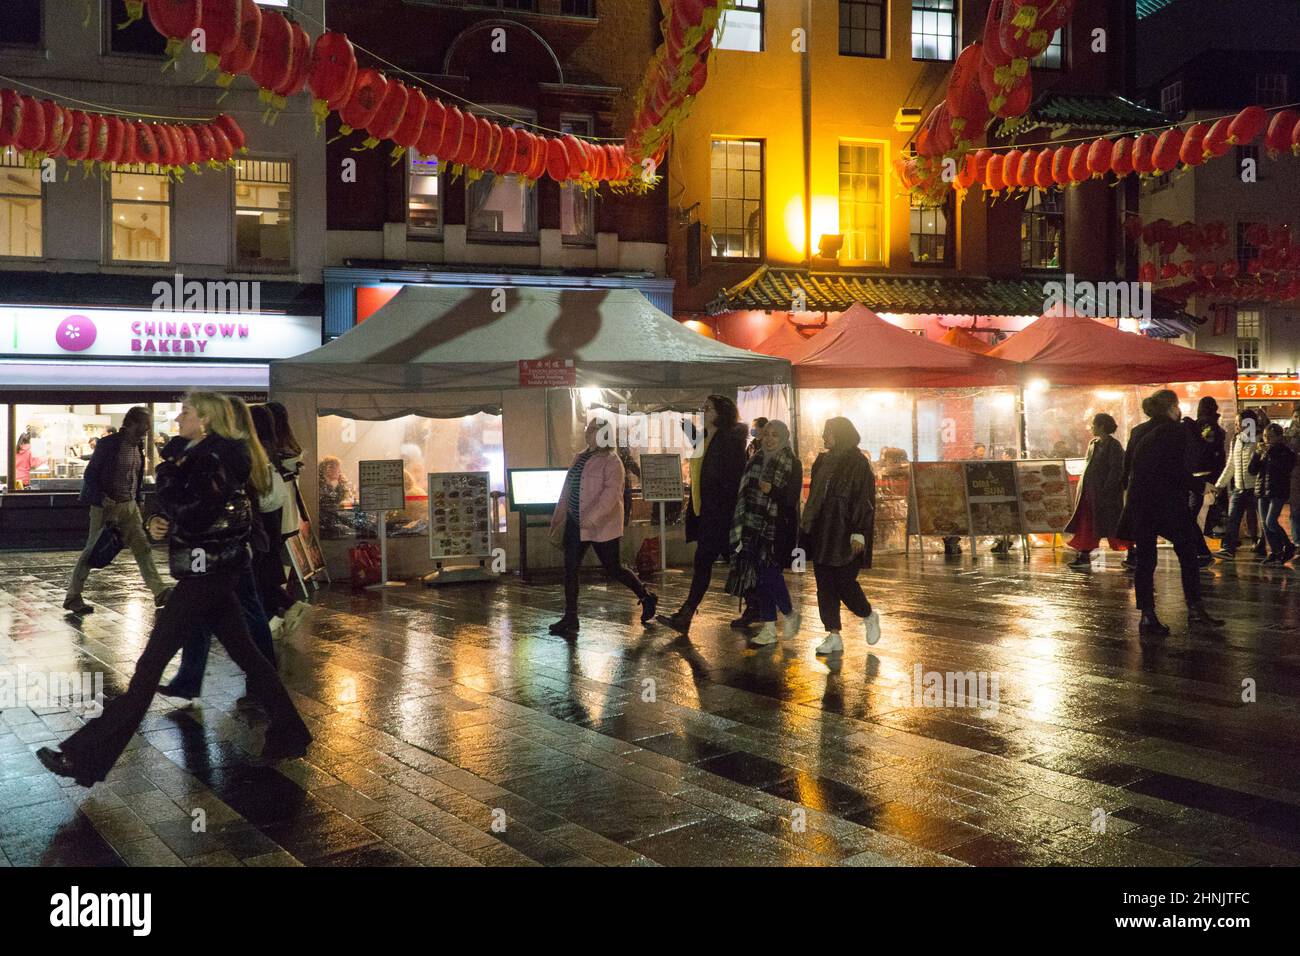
[1117,390,1225,637]
[63,407,170,615]
[1182,396,1226,561]
[658,395,748,636]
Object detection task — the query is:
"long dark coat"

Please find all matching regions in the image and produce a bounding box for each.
[1116,418,1201,545]
[801,449,875,569]
[1064,433,1124,537]
[685,422,748,553]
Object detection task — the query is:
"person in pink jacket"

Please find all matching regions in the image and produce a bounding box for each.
[548,418,658,637]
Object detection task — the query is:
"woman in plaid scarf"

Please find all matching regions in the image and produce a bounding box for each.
[726,420,802,646]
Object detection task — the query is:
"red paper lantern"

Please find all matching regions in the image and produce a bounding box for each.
[217,0,262,90]
[451,113,480,166]
[308,31,358,128]
[498,126,524,175]
[546,137,570,182]
[1109,137,1134,178]
[208,124,235,164]
[947,43,991,139]
[38,100,66,157]
[64,110,94,162]
[250,10,295,98]
[339,69,387,135]
[416,99,447,159]
[561,134,587,181]
[984,153,1006,193]
[1032,149,1054,189]
[365,80,409,148]
[1221,261,1239,279]
[476,120,501,172]
[1228,105,1268,145]
[148,0,202,66]
[1002,148,1023,187]
[391,88,428,158]
[1152,128,1183,173]
[971,148,993,182]
[997,76,1034,119]
[1179,260,1196,277]
[197,0,243,75]
[1016,149,1037,189]
[1179,123,1208,166]
[439,106,465,163]
[0,90,23,149]
[956,153,978,190]
[101,116,127,166]
[131,122,160,167]
[1086,138,1112,178]
[524,134,550,181]
[86,114,110,164]
[1265,109,1298,156]
[179,124,201,167]
[1199,261,1218,279]
[1139,262,1158,283]
[274,22,314,104]
[194,123,217,165]
[1131,133,1157,174]
[1068,143,1090,184]
[153,125,177,168]
[211,114,245,154]
[1159,262,1179,281]
[15,95,45,153]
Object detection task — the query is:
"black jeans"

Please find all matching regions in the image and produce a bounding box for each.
[683,543,726,612]
[563,519,646,617]
[1220,489,1257,550]
[58,567,310,783]
[253,507,293,618]
[1186,482,1212,557]
[812,560,872,632]
[1132,531,1202,612]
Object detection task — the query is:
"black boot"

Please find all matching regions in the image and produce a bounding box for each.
[730,600,759,630]
[656,607,694,636]
[1138,610,1170,637]
[549,615,580,636]
[1187,602,1225,628]
[1068,550,1092,569]
[639,592,658,625]
[36,747,96,787]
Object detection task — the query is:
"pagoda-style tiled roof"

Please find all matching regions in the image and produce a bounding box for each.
[706,265,1200,338]
[1136,0,1180,18]
[994,92,1167,138]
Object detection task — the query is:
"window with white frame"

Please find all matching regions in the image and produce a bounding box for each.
[841,0,887,57]
[1160,81,1183,116]
[0,147,42,258]
[911,0,956,61]
[1255,73,1289,106]
[1236,310,1261,370]
[717,0,763,52]
[1021,187,1063,270]
[108,167,171,264]
[560,117,595,245]
[910,191,952,265]
[466,108,537,241]
[408,152,442,238]
[710,138,763,258]
[1031,27,1064,68]
[839,141,884,264]
[234,158,293,270]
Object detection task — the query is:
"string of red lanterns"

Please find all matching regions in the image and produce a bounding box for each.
[1136,220,1300,304]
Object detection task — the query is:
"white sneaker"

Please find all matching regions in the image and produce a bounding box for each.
[781,609,801,640]
[751,621,778,646]
[815,632,843,655]
[865,610,882,646]
[281,600,308,636]
[269,617,284,638]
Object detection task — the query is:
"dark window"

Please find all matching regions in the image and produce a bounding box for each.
[560,0,594,15]
[1237,221,1261,269]
[469,0,537,10]
[1021,188,1063,270]
[911,192,953,265]
[0,0,42,47]
[841,0,886,58]
[911,0,956,61]
[106,0,167,56]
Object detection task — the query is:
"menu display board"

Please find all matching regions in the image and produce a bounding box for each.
[428,471,493,560]
[912,462,971,536]
[1015,460,1073,533]
[964,461,1021,535]
[358,459,406,512]
[639,453,684,502]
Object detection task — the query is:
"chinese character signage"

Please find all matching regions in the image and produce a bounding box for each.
[519,359,576,387]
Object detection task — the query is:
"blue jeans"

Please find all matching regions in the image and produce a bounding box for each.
[1221,489,1256,550]
[168,558,277,695]
[753,564,792,622]
[1258,498,1292,556]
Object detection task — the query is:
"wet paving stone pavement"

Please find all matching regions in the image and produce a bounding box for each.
[2,548,1299,867]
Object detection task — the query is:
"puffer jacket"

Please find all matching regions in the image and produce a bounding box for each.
[156,434,252,578]
[1249,442,1297,502]
[1215,434,1254,493]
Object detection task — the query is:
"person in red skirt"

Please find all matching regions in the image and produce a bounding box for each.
[1066,413,1130,569]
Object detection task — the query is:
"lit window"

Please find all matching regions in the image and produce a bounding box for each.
[717,0,763,52]
[911,0,955,61]
[839,142,884,264]
[910,192,952,265]
[1236,310,1261,371]
[561,116,595,245]
[1021,187,1063,270]
[108,167,171,264]
[1256,73,1289,106]
[235,158,293,270]
[1031,27,1064,69]
[0,147,42,258]
[841,0,886,57]
[1160,80,1183,116]
[408,152,442,238]
[0,0,41,46]
[710,138,763,259]
[466,108,537,241]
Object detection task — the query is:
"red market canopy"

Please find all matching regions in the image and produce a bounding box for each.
[987,313,1238,386]
[752,321,820,361]
[939,326,995,354]
[792,304,1022,388]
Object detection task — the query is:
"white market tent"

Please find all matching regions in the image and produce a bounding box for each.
[271,286,792,575]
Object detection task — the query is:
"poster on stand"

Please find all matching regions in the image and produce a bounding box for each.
[1015,460,1074,533]
[639,453,684,502]
[965,461,1021,535]
[358,460,406,512]
[912,462,970,536]
[428,472,493,560]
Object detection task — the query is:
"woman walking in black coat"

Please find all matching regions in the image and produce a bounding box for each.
[1249,422,1297,564]
[801,417,879,655]
[658,395,749,636]
[36,392,312,786]
[1066,413,1130,568]
[725,420,802,646]
[1117,390,1225,637]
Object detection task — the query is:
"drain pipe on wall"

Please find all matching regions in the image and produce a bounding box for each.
[801,0,812,268]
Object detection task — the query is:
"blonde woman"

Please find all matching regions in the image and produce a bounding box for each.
[38,392,311,785]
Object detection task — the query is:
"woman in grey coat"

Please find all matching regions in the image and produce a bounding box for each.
[1065,413,1129,569]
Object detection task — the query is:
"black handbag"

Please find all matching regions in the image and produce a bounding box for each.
[88,523,125,569]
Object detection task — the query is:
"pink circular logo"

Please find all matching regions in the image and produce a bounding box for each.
[56,315,97,352]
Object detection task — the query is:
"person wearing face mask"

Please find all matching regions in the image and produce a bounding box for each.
[1249,422,1297,564]
[1117,390,1225,637]
[36,393,312,786]
[745,417,769,460]
[801,417,879,655]
[1214,410,1261,557]
[658,395,749,636]
[726,420,802,646]
[548,418,658,637]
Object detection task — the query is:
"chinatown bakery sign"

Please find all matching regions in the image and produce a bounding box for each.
[1,305,320,361]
